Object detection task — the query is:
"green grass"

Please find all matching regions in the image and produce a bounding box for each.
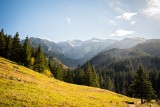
[0,57,159,107]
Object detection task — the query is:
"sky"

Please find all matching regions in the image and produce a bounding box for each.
[0,0,160,42]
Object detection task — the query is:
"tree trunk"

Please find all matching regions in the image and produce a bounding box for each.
[141,98,143,104]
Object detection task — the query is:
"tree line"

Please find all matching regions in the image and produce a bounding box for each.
[0,29,100,88]
[64,62,156,103]
[0,29,53,75]
[0,29,157,103]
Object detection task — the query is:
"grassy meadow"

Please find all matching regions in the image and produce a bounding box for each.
[0,57,159,107]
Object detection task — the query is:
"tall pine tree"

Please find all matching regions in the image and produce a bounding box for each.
[106,76,114,91]
[0,29,6,57]
[11,32,22,62]
[83,62,99,87]
[33,44,46,73]
[129,65,156,103]
[89,67,99,87]
[5,35,12,59]
[22,36,31,68]
[55,65,63,80]
[84,61,91,86]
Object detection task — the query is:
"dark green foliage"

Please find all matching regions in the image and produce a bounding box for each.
[80,55,160,98]
[33,44,46,73]
[0,29,6,57]
[0,29,58,78]
[22,36,32,68]
[48,59,64,80]
[129,65,156,103]
[64,68,74,83]
[84,62,91,86]
[73,62,99,87]
[99,75,105,89]
[73,65,85,85]
[106,76,114,91]
[5,35,12,59]
[11,32,22,62]
[158,73,160,99]
[55,65,63,80]
[90,67,99,87]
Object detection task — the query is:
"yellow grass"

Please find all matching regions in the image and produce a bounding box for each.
[0,57,158,107]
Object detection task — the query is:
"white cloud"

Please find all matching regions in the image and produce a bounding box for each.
[142,0,160,17]
[99,16,118,26]
[109,1,124,12]
[108,19,117,26]
[65,17,71,25]
[114,7,126,14]
[131,21,136,25]
[110,29,134,37]
[116,12,137,20]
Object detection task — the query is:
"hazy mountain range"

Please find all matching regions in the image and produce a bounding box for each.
[28,37,146,67]
[86,39,160,68]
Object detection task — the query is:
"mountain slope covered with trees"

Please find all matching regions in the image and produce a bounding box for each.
[78,39,160,99]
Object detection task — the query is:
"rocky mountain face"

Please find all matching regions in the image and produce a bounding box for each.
[59,38,118,59]
[28,37,147,67]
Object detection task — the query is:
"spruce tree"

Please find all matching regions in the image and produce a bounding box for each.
[129,65,156,103]
[90,67,99,87]
[106,76,114,91]
[0,29,6,57]
[84,61,91,86]
[55,65,63,80]
[33,44,46,73]
[84,62,99,87]
[5,35,12,59]
[11,32,22,62]
[22,36,31,68]
[74,65,85,85]
[99,75,105,88]
[64,68,73,83]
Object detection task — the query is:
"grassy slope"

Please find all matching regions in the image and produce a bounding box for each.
[0,57,157,107]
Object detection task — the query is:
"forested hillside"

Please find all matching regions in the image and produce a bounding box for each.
[0,29,70,80]
[1,29,160,105]
[78,40,160,99]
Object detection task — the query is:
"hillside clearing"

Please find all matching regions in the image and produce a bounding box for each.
[0,57,158,107]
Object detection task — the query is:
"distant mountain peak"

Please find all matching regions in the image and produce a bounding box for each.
[58,39,84,48]
[66,40,83,47]
[89,38,104,42]
[123,37,146,41]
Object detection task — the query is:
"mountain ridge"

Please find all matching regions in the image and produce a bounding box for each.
[85,39,160,68]
[28,37,147,67]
